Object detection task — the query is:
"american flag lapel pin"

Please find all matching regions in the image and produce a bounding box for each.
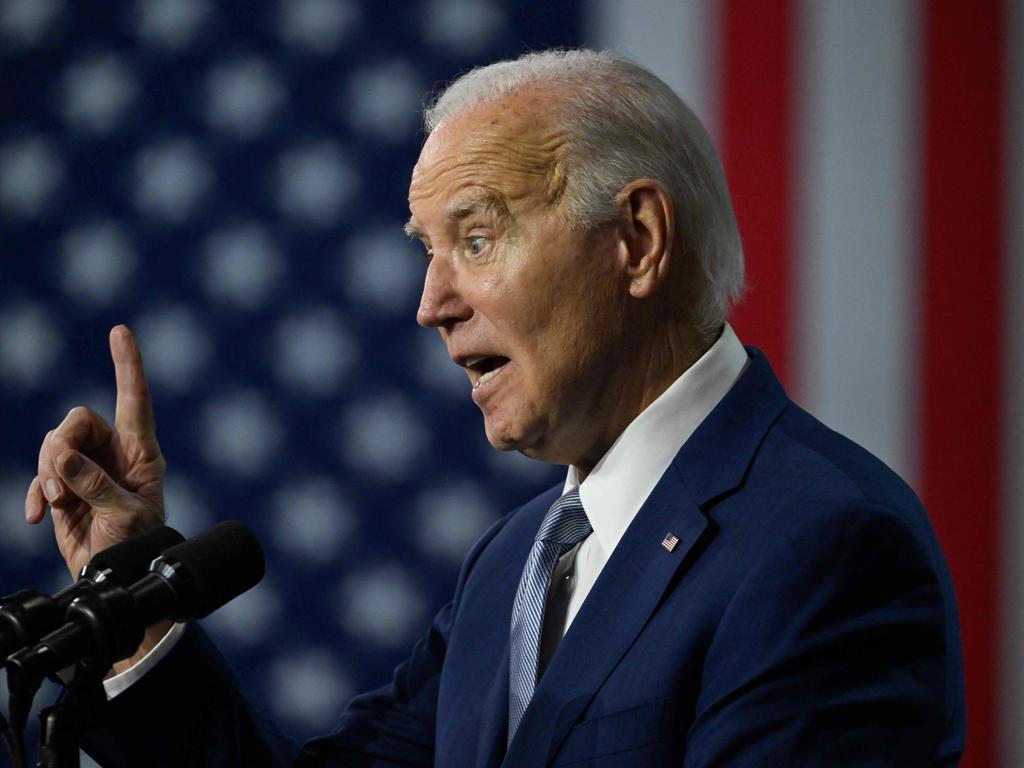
[661,532,680,552]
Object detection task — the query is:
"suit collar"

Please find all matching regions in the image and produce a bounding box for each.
[671,347,788,506]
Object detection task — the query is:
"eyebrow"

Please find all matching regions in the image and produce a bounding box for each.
[444,193,512,225]
[403,220,423,239]
[403,192,513,240]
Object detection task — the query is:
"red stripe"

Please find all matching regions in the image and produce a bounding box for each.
[720,0,795,387]
[921,1,1005,765]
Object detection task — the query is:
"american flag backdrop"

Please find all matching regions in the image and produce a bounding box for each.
[0,1,1020,766]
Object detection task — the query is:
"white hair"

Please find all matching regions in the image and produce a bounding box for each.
[424,49,744,338]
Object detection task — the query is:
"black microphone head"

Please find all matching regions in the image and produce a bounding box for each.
[82,526,186,585]
[153,521,265,619]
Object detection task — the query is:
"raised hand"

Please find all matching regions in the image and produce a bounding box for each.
[25,325,167,579]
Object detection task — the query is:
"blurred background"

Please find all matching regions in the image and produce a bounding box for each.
[0,1,1019,766]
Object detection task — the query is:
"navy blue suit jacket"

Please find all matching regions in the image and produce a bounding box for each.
[79,350,966,766]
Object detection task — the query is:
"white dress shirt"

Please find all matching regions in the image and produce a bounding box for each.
[104,324,748,699]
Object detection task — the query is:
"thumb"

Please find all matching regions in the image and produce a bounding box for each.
[55,450,131,509]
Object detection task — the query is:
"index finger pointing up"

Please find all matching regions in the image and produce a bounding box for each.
[111,325,156,435]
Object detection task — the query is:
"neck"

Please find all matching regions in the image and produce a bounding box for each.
[570,318,711,480]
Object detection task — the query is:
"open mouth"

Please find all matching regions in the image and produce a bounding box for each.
[464,355,511,388]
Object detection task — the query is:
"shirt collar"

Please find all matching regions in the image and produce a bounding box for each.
[563,323,749,556]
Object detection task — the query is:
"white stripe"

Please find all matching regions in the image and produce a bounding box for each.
[795,0,920,485]
[583,0,720,141]
[1002,0,1024,763]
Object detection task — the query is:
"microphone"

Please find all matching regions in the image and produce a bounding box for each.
[0,526,185,661]
[5,521,264,689]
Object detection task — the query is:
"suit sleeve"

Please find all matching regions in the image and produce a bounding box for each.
[682,503,963,768]
[76,513,511,768]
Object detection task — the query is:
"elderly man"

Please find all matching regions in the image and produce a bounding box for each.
[26,50,964,766]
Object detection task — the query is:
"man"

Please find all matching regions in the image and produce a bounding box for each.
[26,49,965,766]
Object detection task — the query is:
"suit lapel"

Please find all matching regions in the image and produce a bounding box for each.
[500,349,788,767]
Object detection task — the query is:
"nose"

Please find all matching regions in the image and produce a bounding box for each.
[416,254,472,328]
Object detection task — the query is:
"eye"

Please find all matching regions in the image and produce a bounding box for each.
[468,236,489,256]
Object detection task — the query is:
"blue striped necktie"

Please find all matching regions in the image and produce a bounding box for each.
[508,488,592,742]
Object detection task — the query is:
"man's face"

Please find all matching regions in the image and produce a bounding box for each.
[407,93,628,466]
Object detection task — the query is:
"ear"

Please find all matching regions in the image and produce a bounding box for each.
[615,179,675,299]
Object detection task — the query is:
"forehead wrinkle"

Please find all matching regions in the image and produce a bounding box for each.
[411,120,570,213]
[410,164,534,219]
[414,150,544,197]
[405,186,512,241]
[444,191,513,227]
[464,129,568,204]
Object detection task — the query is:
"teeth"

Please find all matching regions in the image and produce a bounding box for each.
[476,366,502,388]
[465,356,488,368]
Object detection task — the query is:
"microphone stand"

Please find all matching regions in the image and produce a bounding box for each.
[37,699,80,768]
[5,659,42,768]
[36,665,106,768]
[1,710,28,768]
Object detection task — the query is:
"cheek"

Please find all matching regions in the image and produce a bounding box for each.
[489,228,621,375]
[512,305,611,413]
[500,249,578,335]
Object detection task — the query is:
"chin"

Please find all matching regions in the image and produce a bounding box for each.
[482,413,544,455]
[485,429,526,452]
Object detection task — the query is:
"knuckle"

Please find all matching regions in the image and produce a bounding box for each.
[78,471,111,501]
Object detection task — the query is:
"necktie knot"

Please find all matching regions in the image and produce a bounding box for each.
[535,488,590,546]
